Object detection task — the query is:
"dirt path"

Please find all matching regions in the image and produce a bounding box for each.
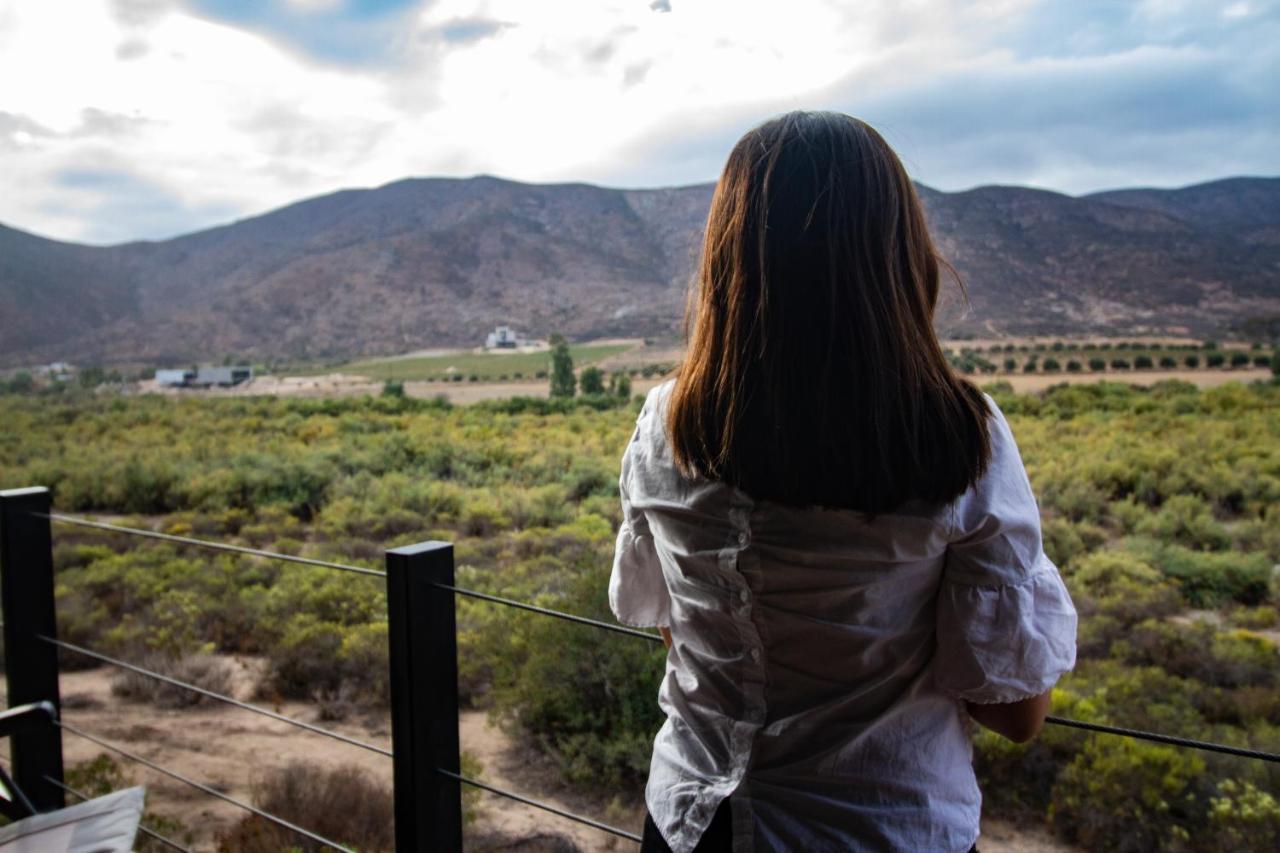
[9,659,1077,851]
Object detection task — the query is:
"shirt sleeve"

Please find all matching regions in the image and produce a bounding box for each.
[934,401,1077,705]
[608,415,672,629]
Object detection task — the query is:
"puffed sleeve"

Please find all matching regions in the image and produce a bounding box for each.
[935,400,1077,704]
[608,411,672,629]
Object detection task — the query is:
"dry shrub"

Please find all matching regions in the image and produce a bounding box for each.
[111,653,235,709]
[217,761,394,853]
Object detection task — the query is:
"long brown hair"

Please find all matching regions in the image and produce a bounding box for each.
[667,111,990,513]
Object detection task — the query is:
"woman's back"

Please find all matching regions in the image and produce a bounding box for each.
[612,380,1077,851]
[610,111,1077,852]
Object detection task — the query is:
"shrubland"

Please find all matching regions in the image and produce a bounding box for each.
[1,379,1278,850]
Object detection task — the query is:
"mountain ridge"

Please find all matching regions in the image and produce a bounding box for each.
[2,175,1278,367]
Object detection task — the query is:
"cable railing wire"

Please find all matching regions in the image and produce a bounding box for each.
[54,718,352,851]
[42,774,191,852]
[434,585,1278,765]
[438,768,642,843]
[37,635,392,758]
[21,508,1279,845]
[1043,715,1279,763]
[434,582,664,644]
[38,512,384,578]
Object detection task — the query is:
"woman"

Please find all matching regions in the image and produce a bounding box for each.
[609,112,1077,852]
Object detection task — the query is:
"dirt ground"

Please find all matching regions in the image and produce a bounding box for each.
[136,365,1270,408]
[995,367,1270,392]
[0,661,1075,851]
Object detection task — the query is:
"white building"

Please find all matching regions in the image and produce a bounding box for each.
[485,326,521,349]
[155,366,253,387]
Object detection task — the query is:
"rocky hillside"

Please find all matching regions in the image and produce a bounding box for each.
[2,175,1278,366]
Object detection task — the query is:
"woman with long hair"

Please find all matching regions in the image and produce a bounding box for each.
[610,111,1077,852]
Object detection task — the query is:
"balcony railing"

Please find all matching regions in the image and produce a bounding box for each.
[1,486,1276,850]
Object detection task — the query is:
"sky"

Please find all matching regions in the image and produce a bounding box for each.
[1,0,1277,244]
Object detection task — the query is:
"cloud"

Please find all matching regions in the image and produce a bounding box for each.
[0,0,1276,243]
[46,167,241,244]
[436,17,509,45]
[183,0,421,66]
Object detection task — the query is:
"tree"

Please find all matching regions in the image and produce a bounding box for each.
[5,371,33,394]
[1229,352,1249,368]
[1088,358,1106,372]
[1207,352,1226,368]
[579,366,605,395]
[549,334,576,398]
[1003,358,1017,372]
[608,372,632,398]
[1043,358,1061,372]
[1272,349,1280,378]
[1134,354,1153,369]
[78,366,106,388]
[1184,354,1200,368]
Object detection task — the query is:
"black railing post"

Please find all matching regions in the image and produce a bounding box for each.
[386,541,461,852]
[0,487,64,811]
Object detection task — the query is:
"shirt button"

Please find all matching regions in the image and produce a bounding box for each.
[737,532,748,546]
[750,648,761,662]
[739,589,749,603]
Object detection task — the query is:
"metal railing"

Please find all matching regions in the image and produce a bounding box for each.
[1,485,1277,851]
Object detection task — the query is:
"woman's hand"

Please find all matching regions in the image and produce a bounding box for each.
[965,690,1052,743]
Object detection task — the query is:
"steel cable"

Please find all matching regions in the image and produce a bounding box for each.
[54,719,353,851]
[41,774,192,852]
[36,636,392,758]
[39,512,384,577]
[438,768,642,843]
[1044,715,1280,763]
[434,583,664,643]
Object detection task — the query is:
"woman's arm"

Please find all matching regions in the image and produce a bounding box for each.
[965,689,1052,744]
[659,626,672,649]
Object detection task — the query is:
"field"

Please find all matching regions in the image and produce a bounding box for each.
[289,342,637,383]
[1,377,1279,850]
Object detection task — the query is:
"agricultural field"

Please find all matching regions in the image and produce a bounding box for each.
[946,339,1275,376]
[288,342,636,383]
[0,377,1278,850]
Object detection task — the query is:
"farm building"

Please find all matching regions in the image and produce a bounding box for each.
[485,326,522,349]
[155,366,253,387]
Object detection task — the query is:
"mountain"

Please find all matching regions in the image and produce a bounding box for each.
[2,175,1278,367]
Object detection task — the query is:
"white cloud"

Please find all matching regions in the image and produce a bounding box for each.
[0,0,1275,242]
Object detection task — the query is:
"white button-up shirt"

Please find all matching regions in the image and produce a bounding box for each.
[610,381,1077,852]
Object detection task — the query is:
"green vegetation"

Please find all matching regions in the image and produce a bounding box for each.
[1,378,1278,849]
[292,342,632,383]
[64,754,191,851]
[549,333,577,398]
[949,340,1268,376]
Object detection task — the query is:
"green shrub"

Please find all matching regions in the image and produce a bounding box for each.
[579,366,606,395]
[1113,619,1278,688]
[1050,735,1206,850]
[1209,779,1280,850]
[66,754,191,851]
